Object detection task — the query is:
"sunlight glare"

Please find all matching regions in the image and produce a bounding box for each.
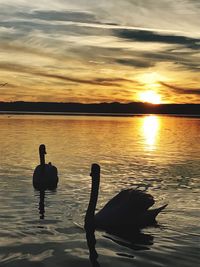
[139,90,161,104]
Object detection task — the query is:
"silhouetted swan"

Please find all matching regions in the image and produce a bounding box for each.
[33,144,58,190]
[85,164,167,232]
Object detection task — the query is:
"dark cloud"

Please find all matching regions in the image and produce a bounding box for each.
[160,81,200,95]
[116,58,154,68]
[0,83,7,87]
[115,29,200,49]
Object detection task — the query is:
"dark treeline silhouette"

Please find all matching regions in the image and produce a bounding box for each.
[0,101,200,115]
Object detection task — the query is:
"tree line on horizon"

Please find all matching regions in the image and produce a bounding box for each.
[0,101,199,115]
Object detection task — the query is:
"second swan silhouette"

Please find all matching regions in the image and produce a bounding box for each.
[85,164,167,233]
[33,144,58,191]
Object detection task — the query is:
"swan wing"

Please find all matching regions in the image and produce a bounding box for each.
[95,189,155,228]
[101,189,154,212]
[128,189,155,212]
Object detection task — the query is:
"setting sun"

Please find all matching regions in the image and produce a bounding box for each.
[138,90,162,104]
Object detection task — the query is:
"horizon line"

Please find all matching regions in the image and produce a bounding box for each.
[0,101,200,105]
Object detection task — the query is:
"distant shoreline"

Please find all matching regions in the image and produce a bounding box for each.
[0,111,199,118]
[0,101,200,117]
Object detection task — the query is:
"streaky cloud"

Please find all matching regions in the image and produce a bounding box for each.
[160,81,200,95]
[0,62,134,87]
[21,10,97,24]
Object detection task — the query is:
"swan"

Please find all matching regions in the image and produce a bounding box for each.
[33,144,58,190]
[85,164,167,232]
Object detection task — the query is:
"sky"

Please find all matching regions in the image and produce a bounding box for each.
[0,0,200,103]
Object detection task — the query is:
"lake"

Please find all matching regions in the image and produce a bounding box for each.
[0,114,199,267]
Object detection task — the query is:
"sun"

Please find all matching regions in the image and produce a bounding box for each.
[136,72,165,104]
[138,90,162,104]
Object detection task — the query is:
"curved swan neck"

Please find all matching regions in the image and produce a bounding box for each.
[86,164,100,218]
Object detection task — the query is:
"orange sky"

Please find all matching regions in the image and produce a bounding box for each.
[0,0,200,103]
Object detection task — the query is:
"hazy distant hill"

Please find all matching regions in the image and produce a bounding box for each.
[0,101,199,115]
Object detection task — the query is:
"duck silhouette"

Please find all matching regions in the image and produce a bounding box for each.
[33,144,58,191]
[85,164,167,233]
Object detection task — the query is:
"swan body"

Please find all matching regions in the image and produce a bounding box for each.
[95,188,167,230]
[33,144,58,190]
[85,164,167,232]
[33,163,58,190]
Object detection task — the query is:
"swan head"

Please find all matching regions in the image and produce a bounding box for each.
[90,164,100,181]
[39,144,46,155]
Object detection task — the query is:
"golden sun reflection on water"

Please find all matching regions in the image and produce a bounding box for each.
[142,115,160,150]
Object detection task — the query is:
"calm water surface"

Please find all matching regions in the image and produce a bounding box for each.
[0,114,199,267]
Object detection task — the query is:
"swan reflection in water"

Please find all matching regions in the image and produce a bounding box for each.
[35,189,57,219]
[84,164,167,265]
[39,190,45,219]
[85,228,100,267]
[85,225,154,266]
[103,229,154,252]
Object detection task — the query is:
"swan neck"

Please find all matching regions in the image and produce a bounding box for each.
[86,177,100,218]
[85,164,100,230]
[39,152,45,165]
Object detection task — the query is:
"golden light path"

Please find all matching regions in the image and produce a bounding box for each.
[142,115,160,150]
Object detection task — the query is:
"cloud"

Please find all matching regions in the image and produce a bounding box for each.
[115,29,200,49]
[0,83,8,87]
[0,0,200,103]
[0,62,135,86]
[20,10,98,23]
[139,49,200,71]
[116,58,154,68]
[160,81,200,95]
